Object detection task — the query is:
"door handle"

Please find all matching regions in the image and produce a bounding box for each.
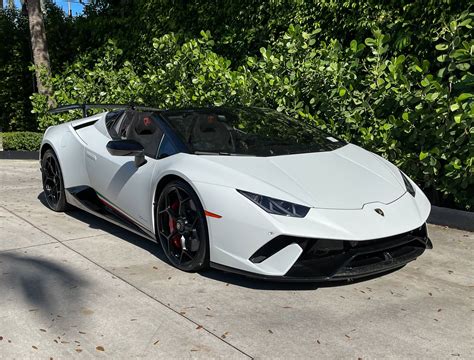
[86,151,97,161]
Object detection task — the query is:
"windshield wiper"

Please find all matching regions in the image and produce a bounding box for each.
[194,151,231,155]
[194,151,255,156]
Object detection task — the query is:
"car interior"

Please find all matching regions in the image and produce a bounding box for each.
[189,114,235,153]
[107,110,164,157]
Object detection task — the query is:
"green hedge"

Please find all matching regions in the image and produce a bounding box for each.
[1,132,43,151]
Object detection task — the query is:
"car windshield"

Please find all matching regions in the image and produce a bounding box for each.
[160,107,345,156]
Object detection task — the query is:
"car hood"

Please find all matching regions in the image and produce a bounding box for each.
[199,144,406,210]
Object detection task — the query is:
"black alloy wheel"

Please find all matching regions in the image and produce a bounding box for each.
[157,180,209,272]
[41,149,68,212]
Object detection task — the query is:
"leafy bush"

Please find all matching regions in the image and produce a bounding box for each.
[1,132,43,151]
[77,0,470,68]
[247,15,473,210]
[31,11,473,210]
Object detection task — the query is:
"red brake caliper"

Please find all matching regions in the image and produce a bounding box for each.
[168,201,181,249]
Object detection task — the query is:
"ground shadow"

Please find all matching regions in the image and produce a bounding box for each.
[0,252,89,315]
[37,192,135,237]
[199,266,403,290]
[39,192,168,264]
[66,208,170,263]
[199,269,320,290]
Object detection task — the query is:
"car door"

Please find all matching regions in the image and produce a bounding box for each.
[85,111,163,232]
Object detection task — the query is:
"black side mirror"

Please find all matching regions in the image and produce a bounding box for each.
[106,140,147,167]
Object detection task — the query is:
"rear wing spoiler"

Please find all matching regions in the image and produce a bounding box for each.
[48,104,163,118]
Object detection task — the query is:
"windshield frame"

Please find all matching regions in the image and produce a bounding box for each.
[158,106,345,157]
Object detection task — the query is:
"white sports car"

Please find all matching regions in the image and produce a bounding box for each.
[40,105,432,281]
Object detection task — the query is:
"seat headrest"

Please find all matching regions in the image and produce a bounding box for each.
[191,114,233,152]
[135,114,156,135]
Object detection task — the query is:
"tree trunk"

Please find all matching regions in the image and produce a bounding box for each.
[26,0,51,98]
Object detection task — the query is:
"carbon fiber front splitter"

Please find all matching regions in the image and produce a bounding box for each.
[210,225,432,283]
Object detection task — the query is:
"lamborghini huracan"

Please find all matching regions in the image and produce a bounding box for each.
[40,105,432,281]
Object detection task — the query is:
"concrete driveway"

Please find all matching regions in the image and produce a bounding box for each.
[0,160,472,359]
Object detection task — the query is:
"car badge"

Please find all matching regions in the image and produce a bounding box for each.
[375,208,384,217]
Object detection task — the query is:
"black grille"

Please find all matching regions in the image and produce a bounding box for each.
[249,224,431,280]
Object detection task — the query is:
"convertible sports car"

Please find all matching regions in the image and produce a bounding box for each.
[40,105,432,281]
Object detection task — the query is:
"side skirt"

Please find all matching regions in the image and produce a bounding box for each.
[65,186,157,242]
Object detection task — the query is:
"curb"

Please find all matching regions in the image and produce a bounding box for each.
[428,205,474,232]
[0,151,39,160]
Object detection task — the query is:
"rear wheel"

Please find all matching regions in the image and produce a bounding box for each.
[41,149,68,212]
[156,180,209,272]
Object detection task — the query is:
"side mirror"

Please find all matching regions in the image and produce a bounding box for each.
[106,139,147,167]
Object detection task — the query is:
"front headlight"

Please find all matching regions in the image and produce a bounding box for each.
[400,171,416,197]
[237,190,310,218]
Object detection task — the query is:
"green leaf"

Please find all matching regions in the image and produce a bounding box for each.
[339,88,346,96]
[457,93,473,101]
[437,67,446,77]
[426,92,439,101]
[450,49,467,59]
[452,160,462,170]
[459,18,472,27]
[419,152,429,161]
[350,40,357,52]
[364,37,375,46]
[450,103,460,111]
[395,55,405,65]
[435,43,449,51]
[456,63,470,71]
[449,21,457,32]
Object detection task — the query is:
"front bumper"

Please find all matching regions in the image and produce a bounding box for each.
[211,224,432,282]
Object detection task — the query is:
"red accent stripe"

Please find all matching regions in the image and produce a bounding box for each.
[98,196,137,224]
[204,210,222,219]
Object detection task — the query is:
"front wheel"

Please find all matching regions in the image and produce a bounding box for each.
[41,149,68,212]
[156,180,209,272]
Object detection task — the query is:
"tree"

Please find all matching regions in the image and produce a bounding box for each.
[25,0,51,99]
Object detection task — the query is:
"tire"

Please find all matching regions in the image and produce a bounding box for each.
[156,179,209,272]
[41,149,68,212]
